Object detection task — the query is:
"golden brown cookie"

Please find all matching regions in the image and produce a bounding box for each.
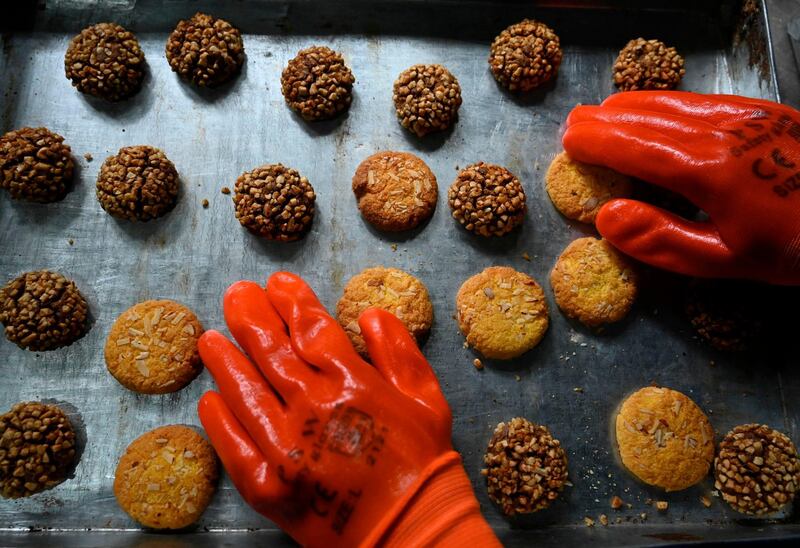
[352,151,438,232]
[545,152,632,224]
[456,266,549,360]
[615,386,714,491]
[105,300,204,394]
[336,267,433,357]
[114,425,218,529]
[550,237,638,327]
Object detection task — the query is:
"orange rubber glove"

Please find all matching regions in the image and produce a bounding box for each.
[196,273,500,547]
[563,91,800,285]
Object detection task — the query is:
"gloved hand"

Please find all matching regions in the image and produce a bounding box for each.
[563,91,800,285]
[196,273,500,547]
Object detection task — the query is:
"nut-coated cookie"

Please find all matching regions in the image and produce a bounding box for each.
[545,152,632,224]
[336,267,433,357]
[0,127,74,203]
[448,162,526,237]
[281,46,355,121]
[393,64,462,137]
[114,425,218,529]
[352,151,437,232]
[550,237,638,327]
[614,38,685,92]
[165,13,244,87]
[615,386,714,491]
[489,19,562,92]
[456,266,548,360]
[105,300,203,394]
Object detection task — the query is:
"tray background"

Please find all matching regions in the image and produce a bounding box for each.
[1,1,798,545]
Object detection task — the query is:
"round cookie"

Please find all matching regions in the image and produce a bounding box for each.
[448,162,526,237]
[482,417,568,515]
[105,300,203,394]
[0,402,77,499]
[489,19,562,92]
[165,13,244,87]
[0,127,74,203]
[456,266,548,360]
[336,267,433,357]
[0,270,89,351]
[281,46,355,121]
[393,64,462,137]
[613,38,685,92]
[114,425,218,529]
[545,152,632,224]
[352,151,437,232]
[550,237,638,327]
[715,424,800,516]
[233,163,316,241]
[64,22,145,101]
[615,386,714,491]
[96,145,179,221]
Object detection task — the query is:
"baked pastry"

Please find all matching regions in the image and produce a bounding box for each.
[613,38,685,92]
[233,163,316,241]
[393,64,462,137]
[281,46,355,121]
[482,417,568,515]
[0,402,77,499]
[715,424,800,515]
[105,300,204,394]
[545,151,632,224]
[615,386,714,491]
[0,270,89,351]
[456,266,548,359]
[0,127,74,202]
[96,145,179,221]
[114,425,218,529]
[685,279,763,352]
[64,22,145,101]
[448,162,526,237]
[489,19,562,92]
[352,151,437,231]
[336,267,433,357]
[165,12,244,87]
[550,237,638,327]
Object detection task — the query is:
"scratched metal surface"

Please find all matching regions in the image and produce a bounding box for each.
[1,0,799,546]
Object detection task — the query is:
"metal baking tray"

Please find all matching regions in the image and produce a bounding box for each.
[1,0,798,546]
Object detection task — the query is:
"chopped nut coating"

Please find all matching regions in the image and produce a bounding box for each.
[0,127,74,202]
[393,64,461,137]
[281,46,355,121]
[448,162,526,237]
[489,19,562,92]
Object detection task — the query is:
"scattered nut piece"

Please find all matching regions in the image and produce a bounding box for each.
[583,517,595,527]
[473,358,483,370]
[201,199,209,208]
[598,514,609,526]
[700,495,712,508]
[610,495,624,509]
[656,501,669,511]
[220,186,230,195]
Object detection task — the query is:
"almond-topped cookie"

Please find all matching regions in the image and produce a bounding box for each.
[105,300,203,394]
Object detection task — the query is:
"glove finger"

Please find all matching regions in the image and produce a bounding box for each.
[198,391,285,508]
[198,330,290,456]
[359,308,452,424]
[563,121,714,207]
[596,199,740,278]
[600,91,774,126]
[224,281,316,405]
[566,105,725,143]
[266,272,375,382]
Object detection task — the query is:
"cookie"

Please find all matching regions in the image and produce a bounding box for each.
[0,127,74,203]
[0,270,89,351]
[448,162,526,237]
[489,19,562,92]
[545,152,632,224]
[64,22,145,101]
[685,279,763,352]
[393,64,462,137]
[482,417,568,515]
[714,424,800,516]
[165,13,244,87]
[613,38,685,92]
[615,386,714,491]
[352,151,437,232]
[114,425,218,529]
[0,402,77,499]
[336,267,433,357]
[105,300,203,394]
[233,163,316,241]
[96,145,179,221]
[281,46,355,121]
[550,237,638,327]
[456,266,548,360]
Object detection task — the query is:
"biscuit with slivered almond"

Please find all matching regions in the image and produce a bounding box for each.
[105,300,203,394]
